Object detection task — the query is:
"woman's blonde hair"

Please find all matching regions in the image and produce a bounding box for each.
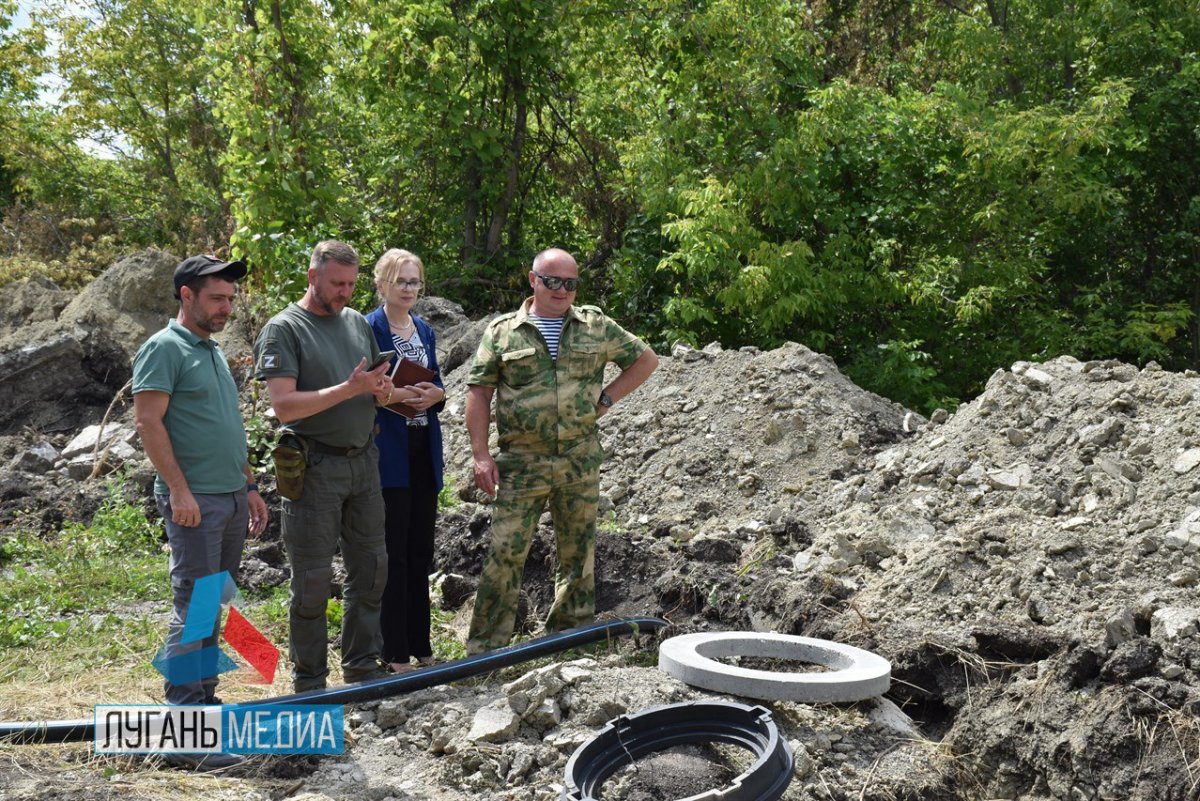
[373,248,426,300]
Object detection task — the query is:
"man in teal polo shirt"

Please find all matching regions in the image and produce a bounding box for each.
[133,255,268,769]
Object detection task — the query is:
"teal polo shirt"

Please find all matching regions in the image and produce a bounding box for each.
[132,319,248,496]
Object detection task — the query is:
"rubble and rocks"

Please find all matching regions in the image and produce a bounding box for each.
[1,252,1198,801]
[0,274,71,329]
[57,422,139,479]
[0,249,177,433]
[55,248,178,367]
[414,295,495,375]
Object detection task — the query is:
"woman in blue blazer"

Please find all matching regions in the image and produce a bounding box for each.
[368,248,446,673]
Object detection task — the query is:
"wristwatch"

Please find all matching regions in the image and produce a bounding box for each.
[598,392,614,408]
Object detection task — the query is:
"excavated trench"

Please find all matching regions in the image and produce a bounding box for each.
[1,257,1198,800]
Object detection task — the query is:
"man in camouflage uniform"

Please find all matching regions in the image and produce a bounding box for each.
[465,248,659,653]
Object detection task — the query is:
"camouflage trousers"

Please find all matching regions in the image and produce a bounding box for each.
[466,438,602,654]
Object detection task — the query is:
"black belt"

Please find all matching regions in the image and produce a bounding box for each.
[306,439,369,457]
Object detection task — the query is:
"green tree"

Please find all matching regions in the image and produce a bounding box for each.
[0,0,34,206]
[48,0,230,248]
[922,0,1200,369]
[347,0,606,308]
[602,0,1198,409]
[211,0,352,294]
[3,0,1198,409]
[0,0,39,206]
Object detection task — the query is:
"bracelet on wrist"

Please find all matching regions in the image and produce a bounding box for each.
[246,482,258,493]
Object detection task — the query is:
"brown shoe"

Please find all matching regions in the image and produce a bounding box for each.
[343,664,391,684]
[389,662,417,674]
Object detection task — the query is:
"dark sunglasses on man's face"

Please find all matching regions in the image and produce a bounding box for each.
[534,272,580,291]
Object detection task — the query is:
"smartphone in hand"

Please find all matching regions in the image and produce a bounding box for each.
[369,350,397,371]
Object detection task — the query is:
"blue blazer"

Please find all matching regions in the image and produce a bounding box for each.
[367,305,445,491]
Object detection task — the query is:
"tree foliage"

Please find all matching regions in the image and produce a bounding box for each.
[1,0,1197,411]
[349,0,597,308]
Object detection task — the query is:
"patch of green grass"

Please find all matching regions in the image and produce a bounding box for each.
[0,612,167,714]
[244,583,378,659]
[245,380,280,470]
[437,484,460,511]
[0,478,167,650]
[430,605,467,663]
[326,597,344,637]
[248,584,293,644]
[0,479,172,712]
[19,614,166,672]
[247,585,344,640]
[598,511,622,533]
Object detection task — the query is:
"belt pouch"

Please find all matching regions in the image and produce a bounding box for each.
[272,437,308,501]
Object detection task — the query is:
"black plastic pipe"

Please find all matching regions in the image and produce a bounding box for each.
[0,616,667,745]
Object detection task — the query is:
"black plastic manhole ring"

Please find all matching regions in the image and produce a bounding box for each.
[561,700,793,801]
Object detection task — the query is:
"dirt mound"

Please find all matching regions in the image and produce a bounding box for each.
[0,250,178,435]
[785,356,1200,800]
[433,339,915,629]
[430,348,1198,800]
[0,274,71,329]
[55,248,178,364]
[805,356,1200,638]
[2,254,1197,800]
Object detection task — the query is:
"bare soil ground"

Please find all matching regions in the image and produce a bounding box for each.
[1,255,1197,800]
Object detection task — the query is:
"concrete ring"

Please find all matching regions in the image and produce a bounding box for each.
[658,632,891,703]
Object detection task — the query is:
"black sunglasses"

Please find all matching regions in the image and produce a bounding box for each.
[534,272,580,291]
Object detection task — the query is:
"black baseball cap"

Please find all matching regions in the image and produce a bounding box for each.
[174,255,248,299]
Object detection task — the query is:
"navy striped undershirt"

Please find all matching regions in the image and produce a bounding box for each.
[529,313,566,360]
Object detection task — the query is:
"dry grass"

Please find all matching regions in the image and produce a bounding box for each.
[920,639,1026,710]
[0,639,335,801]
[0,486,359,798]
[1,634,160,722]
[735,536,775,578]
[0,626,298,724]
[859,737,984,801]
[0,740,299,800]
[1128,685,1200,796]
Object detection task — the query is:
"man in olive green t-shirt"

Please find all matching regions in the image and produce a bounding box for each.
[254,240,394,691]
[133,254,268,771]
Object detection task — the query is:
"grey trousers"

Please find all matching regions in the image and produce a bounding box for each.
[281,444,387,691]
[157,490,248,705]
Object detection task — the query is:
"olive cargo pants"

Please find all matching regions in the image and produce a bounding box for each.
[281,444,387,691]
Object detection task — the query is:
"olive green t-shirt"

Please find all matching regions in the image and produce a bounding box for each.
[253,303,380,448]
[132,319,248,496]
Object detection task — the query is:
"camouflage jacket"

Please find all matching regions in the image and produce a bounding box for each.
[468,298,647,455]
